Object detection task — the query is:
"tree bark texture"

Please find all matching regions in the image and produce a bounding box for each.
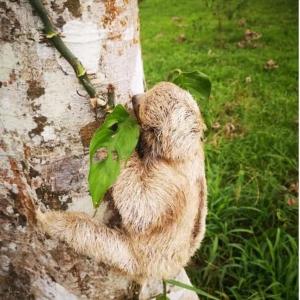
[0,1,198,299]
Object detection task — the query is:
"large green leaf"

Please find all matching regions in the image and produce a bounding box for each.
[89,128,113,162]
[115,117,140,160]
[168,69,211,100]
[88,104,140,207]
[88,154,120,205]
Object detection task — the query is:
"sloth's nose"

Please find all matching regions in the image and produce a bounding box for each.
[132,94,143,117]
[132,94,143,106]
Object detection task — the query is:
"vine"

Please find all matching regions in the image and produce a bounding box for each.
[28,0,107,110]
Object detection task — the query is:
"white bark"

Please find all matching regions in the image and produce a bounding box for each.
[0,0,197,299]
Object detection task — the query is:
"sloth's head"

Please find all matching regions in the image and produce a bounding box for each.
[132,82,205,161]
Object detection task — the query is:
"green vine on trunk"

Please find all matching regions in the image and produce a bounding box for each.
[28,0,107,109]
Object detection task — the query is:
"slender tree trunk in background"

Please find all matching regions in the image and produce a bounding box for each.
[0,1,197,299]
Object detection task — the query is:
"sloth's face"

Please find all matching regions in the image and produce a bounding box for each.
[132,82,205,160]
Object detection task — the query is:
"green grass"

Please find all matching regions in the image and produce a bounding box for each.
[139,0,298,299]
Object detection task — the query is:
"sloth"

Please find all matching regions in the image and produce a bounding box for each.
[36,82,207,285]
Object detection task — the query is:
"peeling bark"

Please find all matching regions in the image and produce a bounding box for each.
[0,1,197,299]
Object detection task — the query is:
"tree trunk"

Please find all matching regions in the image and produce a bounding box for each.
[0,1,197,299]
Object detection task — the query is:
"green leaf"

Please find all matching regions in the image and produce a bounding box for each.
[88,154,120,207]
[88,104,140,207]
[103,104,129,128]
[115,118,140,160]
[89,128,113,163]
[168,69,211,100]
[165,279,220,300]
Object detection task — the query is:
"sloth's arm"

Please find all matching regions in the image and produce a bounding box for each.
[36,210,137,274]
[113,156,187,232]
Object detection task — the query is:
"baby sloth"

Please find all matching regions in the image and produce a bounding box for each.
[37,82,207,285]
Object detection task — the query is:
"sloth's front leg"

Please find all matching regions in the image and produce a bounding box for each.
[36,210,137,275]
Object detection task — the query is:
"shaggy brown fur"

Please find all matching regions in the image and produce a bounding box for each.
[36,82,207,284]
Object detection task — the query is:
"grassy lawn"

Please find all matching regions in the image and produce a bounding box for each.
[139,0,298,299]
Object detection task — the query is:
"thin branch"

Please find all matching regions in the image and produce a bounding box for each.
[28,0,108,108]
[163,279,167,297]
